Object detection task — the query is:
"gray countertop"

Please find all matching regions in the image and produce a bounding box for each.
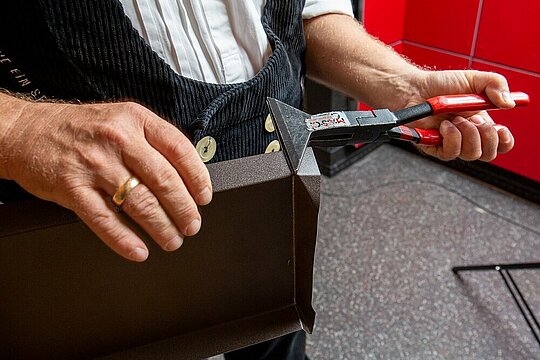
[307,144,540,359]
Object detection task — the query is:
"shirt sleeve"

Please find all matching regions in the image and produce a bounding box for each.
[302,0,355,19]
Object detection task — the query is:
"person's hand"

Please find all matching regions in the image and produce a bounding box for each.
[399,70,516,161]
[0,97,212,262]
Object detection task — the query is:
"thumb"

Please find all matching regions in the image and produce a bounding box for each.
[466,70,515,109]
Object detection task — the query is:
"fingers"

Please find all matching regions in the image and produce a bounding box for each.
[73,189,150,262]
[425,120,461,161]
[122,142,203,238]
[469,115,498,161]
[142,114,212,206]
[74,183,189,261]
[451,116,482,160]
[450,114,514,161]
[121,183,185,252]
[495,125,515,154]
[98,145,202,253]
[116,103,211,250]
[418,114,514,162]
[87,164,196,259]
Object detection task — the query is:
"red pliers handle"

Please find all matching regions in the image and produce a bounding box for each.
[390,91,530,146]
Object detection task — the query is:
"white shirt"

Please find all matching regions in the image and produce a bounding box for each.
[119,0,354,83]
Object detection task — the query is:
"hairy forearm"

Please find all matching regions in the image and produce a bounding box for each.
[0,91,27,179]
[304,14,426,110]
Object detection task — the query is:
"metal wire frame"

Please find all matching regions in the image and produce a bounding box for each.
[452,262,540,347]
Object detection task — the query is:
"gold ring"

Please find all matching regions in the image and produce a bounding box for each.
[112,176,140,207]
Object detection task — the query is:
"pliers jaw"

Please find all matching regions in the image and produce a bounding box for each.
[307,109,397,147]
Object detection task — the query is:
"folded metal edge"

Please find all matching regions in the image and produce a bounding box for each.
[267,98,313,174]
[293,148,320,334]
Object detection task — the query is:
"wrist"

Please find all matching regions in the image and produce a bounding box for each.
[363,67,427,111]
[0,93,31,180]
[397,68,431,106]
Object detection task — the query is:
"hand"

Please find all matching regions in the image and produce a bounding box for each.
[0,97,212,262]
[400,70,516,161]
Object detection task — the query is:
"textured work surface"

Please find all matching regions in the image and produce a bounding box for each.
[306,144,540,359]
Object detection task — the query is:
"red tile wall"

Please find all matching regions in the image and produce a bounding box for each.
[472,62,540,181]
[475,0,540,74]
[363,0,540,183]
[403,0,481,55]
[397,43,469,70]
[363,0,406,44]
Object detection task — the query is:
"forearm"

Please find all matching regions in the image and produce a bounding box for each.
[304,14,426,110]
[0,91,28,179]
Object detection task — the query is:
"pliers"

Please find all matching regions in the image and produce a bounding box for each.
[305,92,529,147]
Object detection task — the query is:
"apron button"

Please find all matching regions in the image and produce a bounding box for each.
[196,136,217,163]
[264,139,281,153]
[264,114,275,133]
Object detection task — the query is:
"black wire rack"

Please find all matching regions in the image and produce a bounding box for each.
[453,262,540,347]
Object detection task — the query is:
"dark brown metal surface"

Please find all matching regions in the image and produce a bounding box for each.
[0,150,320,359]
